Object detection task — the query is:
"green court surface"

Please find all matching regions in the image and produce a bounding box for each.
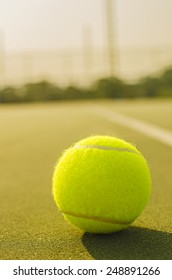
[0,99,172,260]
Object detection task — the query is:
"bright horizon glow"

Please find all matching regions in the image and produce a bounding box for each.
[0,0,172,85]
[0,0,172,52]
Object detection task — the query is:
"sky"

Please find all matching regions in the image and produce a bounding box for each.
[0,0,172,52]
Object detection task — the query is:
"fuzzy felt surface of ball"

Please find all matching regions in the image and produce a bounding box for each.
[53,135,151,234]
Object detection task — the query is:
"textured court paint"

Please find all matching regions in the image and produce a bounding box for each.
[93,105,172,147]
[0,102,171,259]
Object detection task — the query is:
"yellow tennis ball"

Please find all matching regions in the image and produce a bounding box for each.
[53,135,151,234]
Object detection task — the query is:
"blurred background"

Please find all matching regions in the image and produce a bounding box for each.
[0,0,172,101]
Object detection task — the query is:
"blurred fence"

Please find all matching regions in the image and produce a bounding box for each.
[0,47,172,87]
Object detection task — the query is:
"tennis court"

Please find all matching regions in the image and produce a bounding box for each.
[0,99,171,259]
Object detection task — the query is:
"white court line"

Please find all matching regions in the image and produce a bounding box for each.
[92,105,172,147]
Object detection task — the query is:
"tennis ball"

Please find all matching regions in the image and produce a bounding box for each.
[53,135,151,234]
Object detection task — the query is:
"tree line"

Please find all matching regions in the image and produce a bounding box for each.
[0,68,172,103]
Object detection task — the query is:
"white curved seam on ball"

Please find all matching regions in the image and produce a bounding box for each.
[61,210,132,225]
[74,145,139,155]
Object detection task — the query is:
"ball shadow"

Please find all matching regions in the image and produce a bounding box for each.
[82,226,172,260]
